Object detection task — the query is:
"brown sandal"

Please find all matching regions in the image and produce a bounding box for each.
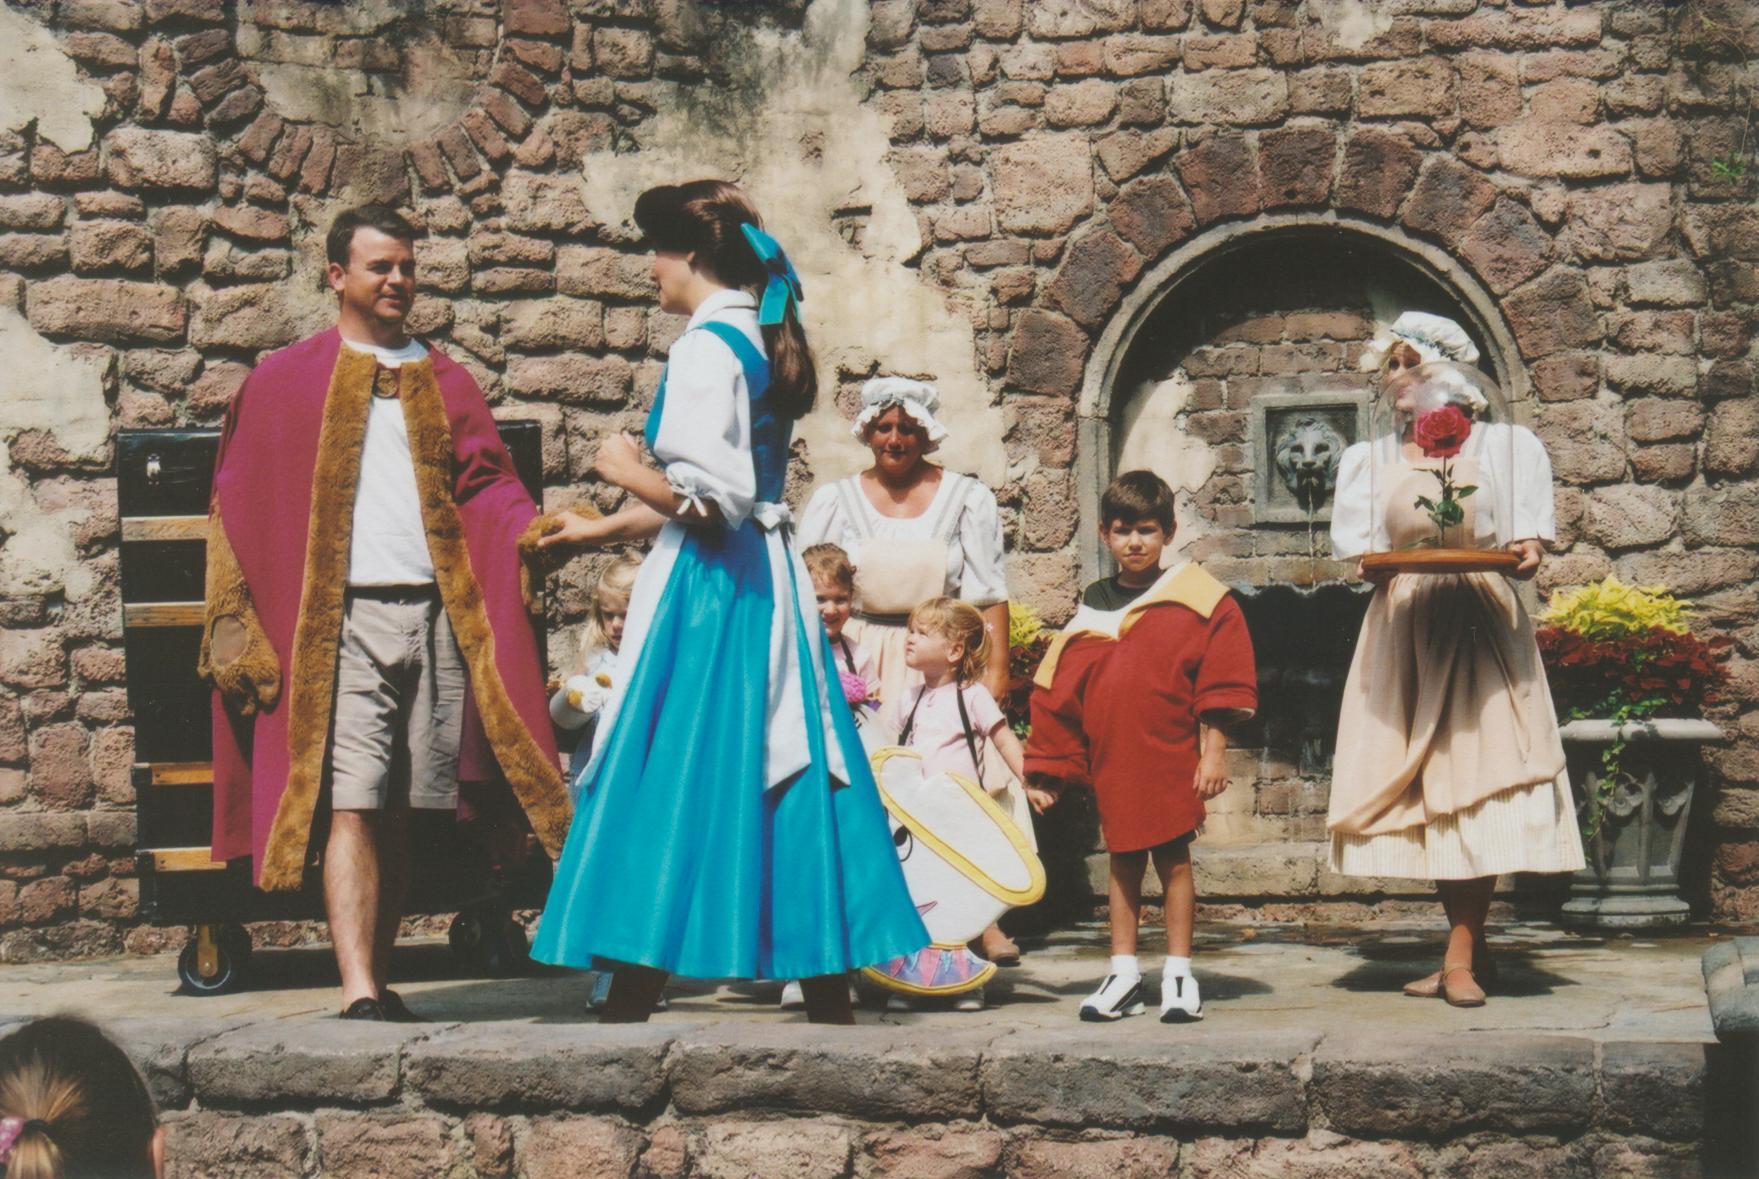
[975,924,1021,967]
[1403,948,1497,999]
[1440,964,1486,1008]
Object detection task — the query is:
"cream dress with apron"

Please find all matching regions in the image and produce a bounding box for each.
[1326,435,1586,881]
[796,469,1008,707]
[797,469,1027,837]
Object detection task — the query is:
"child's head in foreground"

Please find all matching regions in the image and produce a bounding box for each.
[0,1016,162,1179]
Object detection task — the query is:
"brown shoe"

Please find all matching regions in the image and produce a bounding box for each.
[976,924,1021,967]
[1440,964,1486,1008]
[1403,947,1496,998]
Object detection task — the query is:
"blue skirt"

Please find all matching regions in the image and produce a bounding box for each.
[531,521,929,980]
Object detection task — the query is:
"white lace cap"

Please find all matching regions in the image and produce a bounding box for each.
[850,376,950,449]
[1361,310,1481,371]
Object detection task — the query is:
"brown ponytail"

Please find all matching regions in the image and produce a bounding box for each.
[632,179,818,420]
[762,303,818,421]
[0,1017,159,1179]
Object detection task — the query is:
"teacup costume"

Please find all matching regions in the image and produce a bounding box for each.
[796,379,1008,708]
[1325,312,1584,880]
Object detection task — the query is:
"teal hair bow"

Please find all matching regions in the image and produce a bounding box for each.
[740,223,804,326]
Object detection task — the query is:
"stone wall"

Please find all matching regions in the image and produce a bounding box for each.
[117,1017,1720,1178]
[0,0,1756,960]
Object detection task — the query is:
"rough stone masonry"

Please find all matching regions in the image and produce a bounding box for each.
[0,0,1754,960]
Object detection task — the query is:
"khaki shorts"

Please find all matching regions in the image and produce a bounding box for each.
[326,588,465,812]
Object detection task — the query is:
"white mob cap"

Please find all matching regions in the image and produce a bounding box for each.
[851,376,950,449]
[1362,310,1482,370]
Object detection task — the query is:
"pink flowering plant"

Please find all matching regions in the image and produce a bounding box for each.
[839,668,873,709]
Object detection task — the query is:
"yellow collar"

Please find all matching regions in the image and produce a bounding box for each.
[1033,562,1231,689]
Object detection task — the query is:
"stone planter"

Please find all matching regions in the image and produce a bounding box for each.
[1561,718,1723,930]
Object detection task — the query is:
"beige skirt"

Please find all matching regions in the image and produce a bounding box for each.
[1330,773,1586,881]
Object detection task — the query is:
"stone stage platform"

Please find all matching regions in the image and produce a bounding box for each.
[1,922,1750,1178]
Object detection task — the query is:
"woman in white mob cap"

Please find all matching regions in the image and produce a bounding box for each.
[1326,310,1583,1009]
[796,376,1018,965]
[796,377,1010,709]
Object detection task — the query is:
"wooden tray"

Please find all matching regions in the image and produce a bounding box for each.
[1361,549,1523,575]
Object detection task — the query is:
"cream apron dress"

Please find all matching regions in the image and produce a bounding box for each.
[1326,451,1586,880]
[797,470,1007,708]
[797,468,1025,837]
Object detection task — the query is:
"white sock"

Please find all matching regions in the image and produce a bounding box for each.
[1164,955,1193,976]
[1110,954,1140,979]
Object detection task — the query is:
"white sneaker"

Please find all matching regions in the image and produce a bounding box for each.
[1078,973,1145,1022]
[1159,970,1203,1022]
[779,980,805,1010]
[886,994,914,1013]
[954,987,985,1012]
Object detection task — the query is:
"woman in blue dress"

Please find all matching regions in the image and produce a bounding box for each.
[534,180,929,1023]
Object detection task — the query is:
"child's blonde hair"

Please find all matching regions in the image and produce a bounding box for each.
[579,554,641,663]
[0,1016,159,1179]
[908,596,989,685]
[801,543,855,591]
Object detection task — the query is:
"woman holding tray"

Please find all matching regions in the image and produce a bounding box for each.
[1326,311,1584,1008]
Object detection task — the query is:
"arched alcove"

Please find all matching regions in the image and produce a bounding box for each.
[1071,214,1526,853]
[1075,213,1525,585]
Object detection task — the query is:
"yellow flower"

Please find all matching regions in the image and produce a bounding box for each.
[1009,601,1046,648]
[1541,575,1691,639]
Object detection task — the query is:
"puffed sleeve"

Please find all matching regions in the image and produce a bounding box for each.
[650,329,755,529]
[954,481,1009,607]
[1506,424,1556,545]
[795,482,844,551]
[1194,595,1258,724]
[962,683,1008,737]
[1329,440,1375,560]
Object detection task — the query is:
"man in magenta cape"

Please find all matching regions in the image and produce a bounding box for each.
[201,206,568,1017]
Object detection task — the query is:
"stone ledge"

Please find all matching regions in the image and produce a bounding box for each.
[402,1021,672,1113]
[668,1023,994,1122]
[1703,937,1759,1040]
[83,1015,1710,1148]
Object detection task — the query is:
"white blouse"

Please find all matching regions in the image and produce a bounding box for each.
[649,291,762,528]
[589,287,850,791]
[795,471,1009,607]
[1330,421,1557,558]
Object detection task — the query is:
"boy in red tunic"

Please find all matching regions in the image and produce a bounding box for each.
[1026,471,1257,1023]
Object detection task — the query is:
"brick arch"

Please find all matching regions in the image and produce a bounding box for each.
[1071,213,1525,580]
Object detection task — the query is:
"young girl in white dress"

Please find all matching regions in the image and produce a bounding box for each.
[549,553,640,784]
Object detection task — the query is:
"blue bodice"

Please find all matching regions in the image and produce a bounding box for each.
[645,320,790,507]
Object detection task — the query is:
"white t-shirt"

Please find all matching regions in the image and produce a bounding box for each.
[342,336,436,587]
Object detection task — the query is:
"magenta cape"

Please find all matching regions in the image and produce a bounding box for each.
[207,328,568,890]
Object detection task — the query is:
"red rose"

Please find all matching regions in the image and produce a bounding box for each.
[1414,404,1473,459]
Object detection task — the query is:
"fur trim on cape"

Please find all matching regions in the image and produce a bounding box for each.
[198,513,281,716]
[254,349,570,890]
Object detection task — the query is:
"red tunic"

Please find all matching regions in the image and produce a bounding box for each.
[1025,564,1258,853]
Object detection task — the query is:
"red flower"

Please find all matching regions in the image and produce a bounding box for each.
[1414,404,1473,459]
